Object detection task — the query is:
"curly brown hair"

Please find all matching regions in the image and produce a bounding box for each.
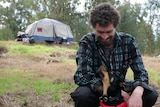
[89,2,120,28]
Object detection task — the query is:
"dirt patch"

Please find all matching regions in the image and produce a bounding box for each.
[142,56,160,72]
[0,46,8,54]
[0,46,8,58]
[0,90,73,107]
[0,50,76,107]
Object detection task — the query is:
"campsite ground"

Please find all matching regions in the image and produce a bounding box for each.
[0,42,160,107]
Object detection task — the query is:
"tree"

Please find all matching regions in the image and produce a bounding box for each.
[155,33,160,54]
[144,0,160,55]
[0,0,36,37]
[0,0,82,40]
[116,1,157,55]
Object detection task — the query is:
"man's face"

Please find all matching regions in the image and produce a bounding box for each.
[95,23,115,48]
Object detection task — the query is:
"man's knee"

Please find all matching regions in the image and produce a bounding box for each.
[143,88,158,107]
[71,86,96,100]
[70,86,100,107]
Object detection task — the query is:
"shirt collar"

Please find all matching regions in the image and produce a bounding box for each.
[114,32,122,46]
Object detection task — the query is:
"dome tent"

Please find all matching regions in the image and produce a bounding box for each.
[25,18,74,43]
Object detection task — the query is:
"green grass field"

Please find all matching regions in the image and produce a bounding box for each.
[0,41,159,106]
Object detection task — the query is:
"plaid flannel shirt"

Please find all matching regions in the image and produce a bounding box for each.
[74,32,148,92]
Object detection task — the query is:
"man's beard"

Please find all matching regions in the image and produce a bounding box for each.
[97,36,114,47]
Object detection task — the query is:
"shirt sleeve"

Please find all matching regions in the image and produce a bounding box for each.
[74,40,102,92]
[129,37,149,87]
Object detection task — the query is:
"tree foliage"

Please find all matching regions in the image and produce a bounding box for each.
[116,1,154,54]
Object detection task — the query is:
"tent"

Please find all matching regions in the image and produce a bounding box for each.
[25,18,74,43]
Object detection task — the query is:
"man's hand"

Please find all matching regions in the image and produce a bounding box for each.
[127,86,144,107]
[121,90,130,102]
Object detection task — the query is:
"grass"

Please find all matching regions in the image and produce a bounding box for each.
[148,70,160,84]
[0,41,77,103]
[0,40,159,105]
[0,69,30,93]
[53,93,60,102]
[0,68,76,102]
[0,41,76,55]
[126,68,160,84]
[62,59,76,64]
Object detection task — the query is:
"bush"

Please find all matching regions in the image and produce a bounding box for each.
[0,28,15,40]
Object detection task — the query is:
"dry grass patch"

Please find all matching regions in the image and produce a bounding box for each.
[142,55,160,72]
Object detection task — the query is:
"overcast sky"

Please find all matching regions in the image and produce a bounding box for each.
[77,0,146,12]
[0,0,146,11]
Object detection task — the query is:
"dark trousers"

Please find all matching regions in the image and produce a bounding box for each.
[70,86,158,107]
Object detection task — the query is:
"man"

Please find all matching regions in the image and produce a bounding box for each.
[70,2,158,107]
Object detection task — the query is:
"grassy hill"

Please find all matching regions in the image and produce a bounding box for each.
[0,41,159,107]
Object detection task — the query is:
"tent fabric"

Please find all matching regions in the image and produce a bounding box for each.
[25,18,74,42]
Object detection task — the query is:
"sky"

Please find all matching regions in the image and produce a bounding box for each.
[77,0,146,12]
[0,0,146,10]
[0,1,10,7]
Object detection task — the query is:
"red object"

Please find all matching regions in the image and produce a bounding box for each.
[100,101,127,107]
[37,28,42,32]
